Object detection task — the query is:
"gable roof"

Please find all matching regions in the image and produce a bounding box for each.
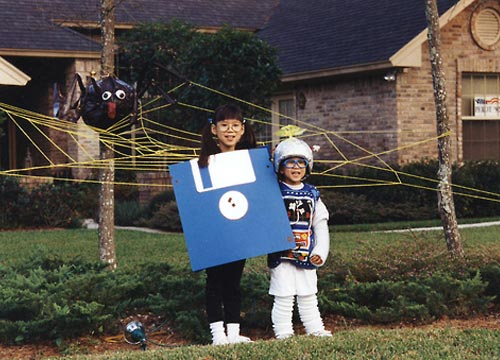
[0,2,101,58]
[0,0,278,58]
[257,0,474,81]
[0,56,30,85]
[0,0,478,79]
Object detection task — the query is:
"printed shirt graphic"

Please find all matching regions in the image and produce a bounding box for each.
[279,182,319,269]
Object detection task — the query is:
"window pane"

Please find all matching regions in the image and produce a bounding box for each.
[463,120,500,160]
[278,99,295,126]
[473,75,485,94]
[485,75,498,94]
[462,75,472,116]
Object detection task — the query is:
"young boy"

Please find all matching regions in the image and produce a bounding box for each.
[268,137,332,339]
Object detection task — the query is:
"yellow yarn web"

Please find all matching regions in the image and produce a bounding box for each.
[0,80,500,205]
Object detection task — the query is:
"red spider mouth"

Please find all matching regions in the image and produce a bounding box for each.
[107,102,117,120]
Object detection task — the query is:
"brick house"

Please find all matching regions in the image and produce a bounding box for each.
[260,0,500,165]
[0,0,276,176]
[1,0,500,176]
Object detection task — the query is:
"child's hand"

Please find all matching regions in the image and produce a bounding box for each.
[310,255,323,266]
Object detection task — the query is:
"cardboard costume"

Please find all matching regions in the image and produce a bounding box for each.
[170,147,294,271]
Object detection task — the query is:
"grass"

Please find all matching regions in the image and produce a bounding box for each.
[49,328,500,359]
[2,222,500,359]
[0,229,191,270]
[2,223,500,275]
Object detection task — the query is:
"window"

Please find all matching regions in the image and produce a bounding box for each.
[462,73,500,160]
[277,98,295,127]
[271,96,295,145]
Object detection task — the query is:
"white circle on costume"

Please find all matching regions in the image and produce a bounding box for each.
[219,190,248,220]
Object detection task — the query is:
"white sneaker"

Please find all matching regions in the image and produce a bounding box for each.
[275,333,293,340]
[228,335,253,344]
[226,323,253,344]
[309,329,332,337]
[210,321,229,345]
[212,336,229,345]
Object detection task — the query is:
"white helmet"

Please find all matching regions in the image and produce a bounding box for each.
[273,137,313,174]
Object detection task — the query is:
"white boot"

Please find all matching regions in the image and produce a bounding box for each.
[272,296,295,339]
[297,295,332,337]
[227,323,253,344]
[209,321,229,345]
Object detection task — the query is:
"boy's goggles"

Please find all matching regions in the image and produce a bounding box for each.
[282,158,309,169]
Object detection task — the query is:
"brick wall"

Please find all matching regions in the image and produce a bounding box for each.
[396,53,440,164]
[136,172,171,205]
[294,75,399,167]
[18,176,53,190]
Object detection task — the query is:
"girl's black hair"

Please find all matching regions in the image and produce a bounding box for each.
[198,104,256,167]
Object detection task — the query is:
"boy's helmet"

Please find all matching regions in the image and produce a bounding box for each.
[273,137,313,174]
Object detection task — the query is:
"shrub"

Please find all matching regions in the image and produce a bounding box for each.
[143,201,182,232]
[326,235,458,283]
[142,190,177,217]
[135,189,182,231]
[315,159,500,225]
[0,179,98,229]
[320,272,492,324]
[115,170,139,202]
[0,255,115,343]
[115,200,143,226]
[5,158,500,230]
[122,262,207,343]
[28,184,83,227]
[0,176,30,228]
[476,263,500,303]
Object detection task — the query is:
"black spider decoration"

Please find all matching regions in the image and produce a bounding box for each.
[58,73,138,132]
[77,74,138,131]
[58,66,184,131]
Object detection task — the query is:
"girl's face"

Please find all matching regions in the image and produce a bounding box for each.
[279,157,308,186]
[211,119,245,152]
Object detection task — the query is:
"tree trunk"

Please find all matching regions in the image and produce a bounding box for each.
[98,0,117,269]
[424,0,464,259]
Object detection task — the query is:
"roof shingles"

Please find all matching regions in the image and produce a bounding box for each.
[257,0,461,75]
[0,0,469,75]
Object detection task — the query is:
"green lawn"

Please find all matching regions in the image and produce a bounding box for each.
[50,327,500,360]
[0,229,190,270]
[2,219,500,269]
[2,223,500,359]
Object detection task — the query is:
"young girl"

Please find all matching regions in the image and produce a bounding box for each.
[268,137,332,339]
[198,103,256,345]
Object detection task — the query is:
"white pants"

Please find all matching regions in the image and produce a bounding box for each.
[269,262,317,297]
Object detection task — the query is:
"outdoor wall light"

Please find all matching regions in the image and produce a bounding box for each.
[384,70,397,82]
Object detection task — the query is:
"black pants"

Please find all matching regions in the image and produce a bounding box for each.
[205,259,246,324]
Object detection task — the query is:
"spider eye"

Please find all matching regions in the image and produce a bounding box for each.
[102,91,112,101]
[115,89,126,100]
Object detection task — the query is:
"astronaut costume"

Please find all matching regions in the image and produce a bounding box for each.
[268,137,332,339]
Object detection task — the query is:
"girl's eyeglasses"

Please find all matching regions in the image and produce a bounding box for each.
[282,158,308,169]
[216,122,243,132]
